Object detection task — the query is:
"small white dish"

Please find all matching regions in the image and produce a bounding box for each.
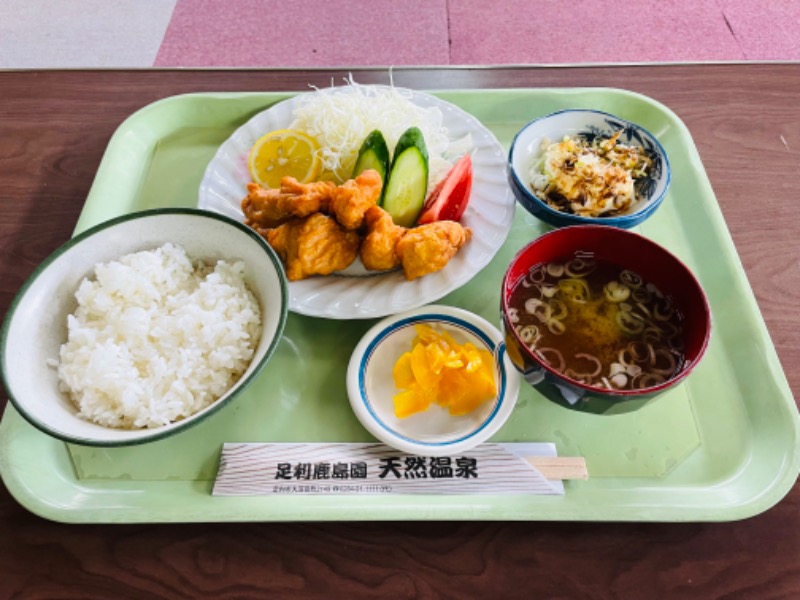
[346,305,520,456]
[198,85,515,320]
[0,209,288,446]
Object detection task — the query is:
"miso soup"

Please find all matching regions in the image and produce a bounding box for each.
[508,254,685,391]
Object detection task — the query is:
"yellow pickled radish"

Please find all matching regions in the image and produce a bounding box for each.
[392,352,415,389]
[394,387,429,419]
[410,342,437,389]
[247,129,322,189]
[392,324,497,418]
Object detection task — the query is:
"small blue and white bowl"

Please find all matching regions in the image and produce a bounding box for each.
[508,109,671,229]
[346,305,520,456]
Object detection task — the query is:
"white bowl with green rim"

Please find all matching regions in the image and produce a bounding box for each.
[0,208,288,447]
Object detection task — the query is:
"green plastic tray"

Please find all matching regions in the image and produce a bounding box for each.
[2,89,798,523]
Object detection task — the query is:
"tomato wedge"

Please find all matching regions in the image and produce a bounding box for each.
[416,154,473,224]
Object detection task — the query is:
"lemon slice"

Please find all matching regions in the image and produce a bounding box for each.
[247,129,322,188]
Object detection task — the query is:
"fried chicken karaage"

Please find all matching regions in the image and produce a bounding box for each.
[360,206,406,271]
[242,177,335,229]
[266,213,360,281]
[242,167,470,282]
[328,169,383,230]
[395,221,472,280]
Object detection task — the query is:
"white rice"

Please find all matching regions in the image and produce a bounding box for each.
[57,243,262,429]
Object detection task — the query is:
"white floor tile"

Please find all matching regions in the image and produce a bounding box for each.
[0,0,176,68]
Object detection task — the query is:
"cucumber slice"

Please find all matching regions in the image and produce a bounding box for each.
[352,130,390,191]
[382,127,429,227]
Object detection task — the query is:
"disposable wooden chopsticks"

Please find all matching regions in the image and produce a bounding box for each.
[525,456,588,480]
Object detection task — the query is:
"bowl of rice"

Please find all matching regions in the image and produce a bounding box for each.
[0,208,288,446]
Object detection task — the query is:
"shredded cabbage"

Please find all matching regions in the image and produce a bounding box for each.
[289,80,472,186]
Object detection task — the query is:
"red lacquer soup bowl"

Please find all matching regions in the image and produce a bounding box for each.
[500,225,711,409]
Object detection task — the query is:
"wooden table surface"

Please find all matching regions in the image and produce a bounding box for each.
[0,65,798,598]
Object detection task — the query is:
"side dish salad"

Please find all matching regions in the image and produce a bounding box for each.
[530,131,652,218]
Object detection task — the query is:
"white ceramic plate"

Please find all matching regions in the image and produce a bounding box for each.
[346,305,520,456]
[198,85,515,320]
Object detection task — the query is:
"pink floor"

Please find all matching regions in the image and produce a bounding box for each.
[154,0,800,67]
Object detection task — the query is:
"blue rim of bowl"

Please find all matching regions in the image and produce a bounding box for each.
[357,313,509,447]
[0,207,289,447]
[507,109,672,227]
